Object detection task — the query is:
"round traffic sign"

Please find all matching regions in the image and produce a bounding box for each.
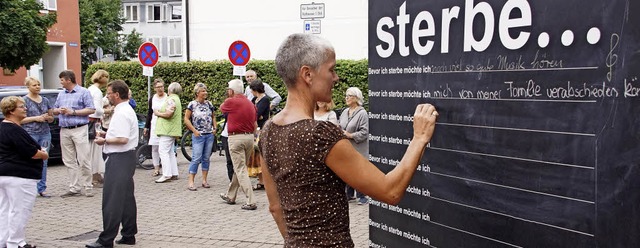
[228,40,251,66]
[138,42,159,67]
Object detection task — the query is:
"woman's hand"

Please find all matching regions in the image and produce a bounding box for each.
[412,104,438,145]
[193,130,201,137]
[343,130,351,139]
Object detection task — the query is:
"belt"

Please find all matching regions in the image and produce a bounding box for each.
[229,132,253,136]
[62,123,88,129]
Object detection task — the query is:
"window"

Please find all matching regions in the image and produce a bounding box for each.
[146,3,164,22]
[123,4,139,22]
[168,3,182,21]
[168,37,182,57]
[38,0,57,11]
[145,37,163,57]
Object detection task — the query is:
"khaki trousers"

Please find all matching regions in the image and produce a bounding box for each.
[226,134,255,205]
[60,125,92,192]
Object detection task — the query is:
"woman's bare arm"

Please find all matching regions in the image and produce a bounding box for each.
[326,104,437,205]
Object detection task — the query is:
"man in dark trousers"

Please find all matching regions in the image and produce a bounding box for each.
[86,80,139,248]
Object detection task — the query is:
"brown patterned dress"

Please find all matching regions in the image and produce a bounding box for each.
[259,119,353,247]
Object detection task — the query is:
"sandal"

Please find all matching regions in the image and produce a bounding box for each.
[202,182,211,188]
[219,193,236,205]
[151,170,160,177]
[253,184,265,190]
[187,186,197,191]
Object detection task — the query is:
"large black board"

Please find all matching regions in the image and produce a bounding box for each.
[368,0,640,247]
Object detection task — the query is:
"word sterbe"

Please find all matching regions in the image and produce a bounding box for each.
[376,0,532,57]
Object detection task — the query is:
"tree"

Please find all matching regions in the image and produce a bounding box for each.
[115,29,144,61]
[0,0,57,72]
[79,0,141,70]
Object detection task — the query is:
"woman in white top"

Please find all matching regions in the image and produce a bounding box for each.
[88,70,108,186]
[313,100,338,125]
[144,78,168,176]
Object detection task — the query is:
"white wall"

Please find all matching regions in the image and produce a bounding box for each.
[188,0,368,61]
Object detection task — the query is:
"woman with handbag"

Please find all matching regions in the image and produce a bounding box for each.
[87,70,109,187]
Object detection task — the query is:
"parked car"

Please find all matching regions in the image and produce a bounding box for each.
[0,89,62,161]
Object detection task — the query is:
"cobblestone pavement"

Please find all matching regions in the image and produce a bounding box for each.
[26,152,370,247]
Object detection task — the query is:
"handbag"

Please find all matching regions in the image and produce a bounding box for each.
[88,119,97,140]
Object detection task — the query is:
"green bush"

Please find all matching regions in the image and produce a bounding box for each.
[84,59,368,116]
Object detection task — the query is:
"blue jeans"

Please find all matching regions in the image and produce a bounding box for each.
[30,132,51,193]
[188,133,214,174]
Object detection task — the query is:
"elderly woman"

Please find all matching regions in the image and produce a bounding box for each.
[88,70,109,187]
[144,78,167,176]
[258,33,437,247]
[20,77,54,198]
[184,83,217,191]
[339,87,369,205]
[154,82,182,183]
[0,96,49,248]
[314,100,338,125]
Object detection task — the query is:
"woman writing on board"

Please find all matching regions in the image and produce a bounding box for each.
[258,33,438,247]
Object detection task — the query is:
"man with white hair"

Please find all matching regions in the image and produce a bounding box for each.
[219,79,258,210]
[243,70,282,110]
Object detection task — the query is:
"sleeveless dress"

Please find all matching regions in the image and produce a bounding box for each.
[259,119,353,247]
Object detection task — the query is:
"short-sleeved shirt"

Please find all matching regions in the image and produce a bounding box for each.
[0,122,43,179]
[258,119,352,247]
[187,100,215,134]
[103,101,139,154]
[22,96,53,135]
[221,95,256,134]
[54,84,95,127]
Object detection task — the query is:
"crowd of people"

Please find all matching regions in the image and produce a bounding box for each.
[0,33,437,248]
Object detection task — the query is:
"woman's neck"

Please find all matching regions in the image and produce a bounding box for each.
[3,116,21,125]
[27,92,40,99]
[196,97,205,103]
[315,109,328,115]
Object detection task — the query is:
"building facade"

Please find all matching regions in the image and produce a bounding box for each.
[0,0,82,88]
[187,0,368,61]
[121,0,186,62]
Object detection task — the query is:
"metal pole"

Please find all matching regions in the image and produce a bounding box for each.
[147,76,151,100]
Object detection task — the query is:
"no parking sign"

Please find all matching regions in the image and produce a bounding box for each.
[228,40,251,76]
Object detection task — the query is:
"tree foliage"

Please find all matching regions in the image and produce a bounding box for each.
[80,0,142,71]
[0,0,57,72]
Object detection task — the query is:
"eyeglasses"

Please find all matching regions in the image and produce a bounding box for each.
[154,86,164,88]
[345,95,355,99]
[16,105,27,109]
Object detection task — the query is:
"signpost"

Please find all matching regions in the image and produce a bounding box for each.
[300,2,324,34]
[228,40,251,76]
[138,42,159,99]
[304,20,321,34]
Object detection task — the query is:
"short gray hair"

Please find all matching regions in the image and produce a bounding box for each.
[193,82,207,97]
[275,33,334,87]
[168,82,182,95]
[346,87,364,106]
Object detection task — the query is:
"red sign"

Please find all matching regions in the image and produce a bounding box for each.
[228,40,251,66]
[138,42,159,67]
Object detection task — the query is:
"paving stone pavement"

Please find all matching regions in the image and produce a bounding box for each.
[26,151,370,247]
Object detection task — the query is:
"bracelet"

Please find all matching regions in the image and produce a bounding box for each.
[73,109,76,115]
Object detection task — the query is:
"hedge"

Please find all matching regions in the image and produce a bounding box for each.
[84,59,368,117]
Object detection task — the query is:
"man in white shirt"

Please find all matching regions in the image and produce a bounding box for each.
[243,70,282,109]
[86,80,139,248]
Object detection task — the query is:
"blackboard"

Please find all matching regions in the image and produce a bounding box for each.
[367,0,640,247]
